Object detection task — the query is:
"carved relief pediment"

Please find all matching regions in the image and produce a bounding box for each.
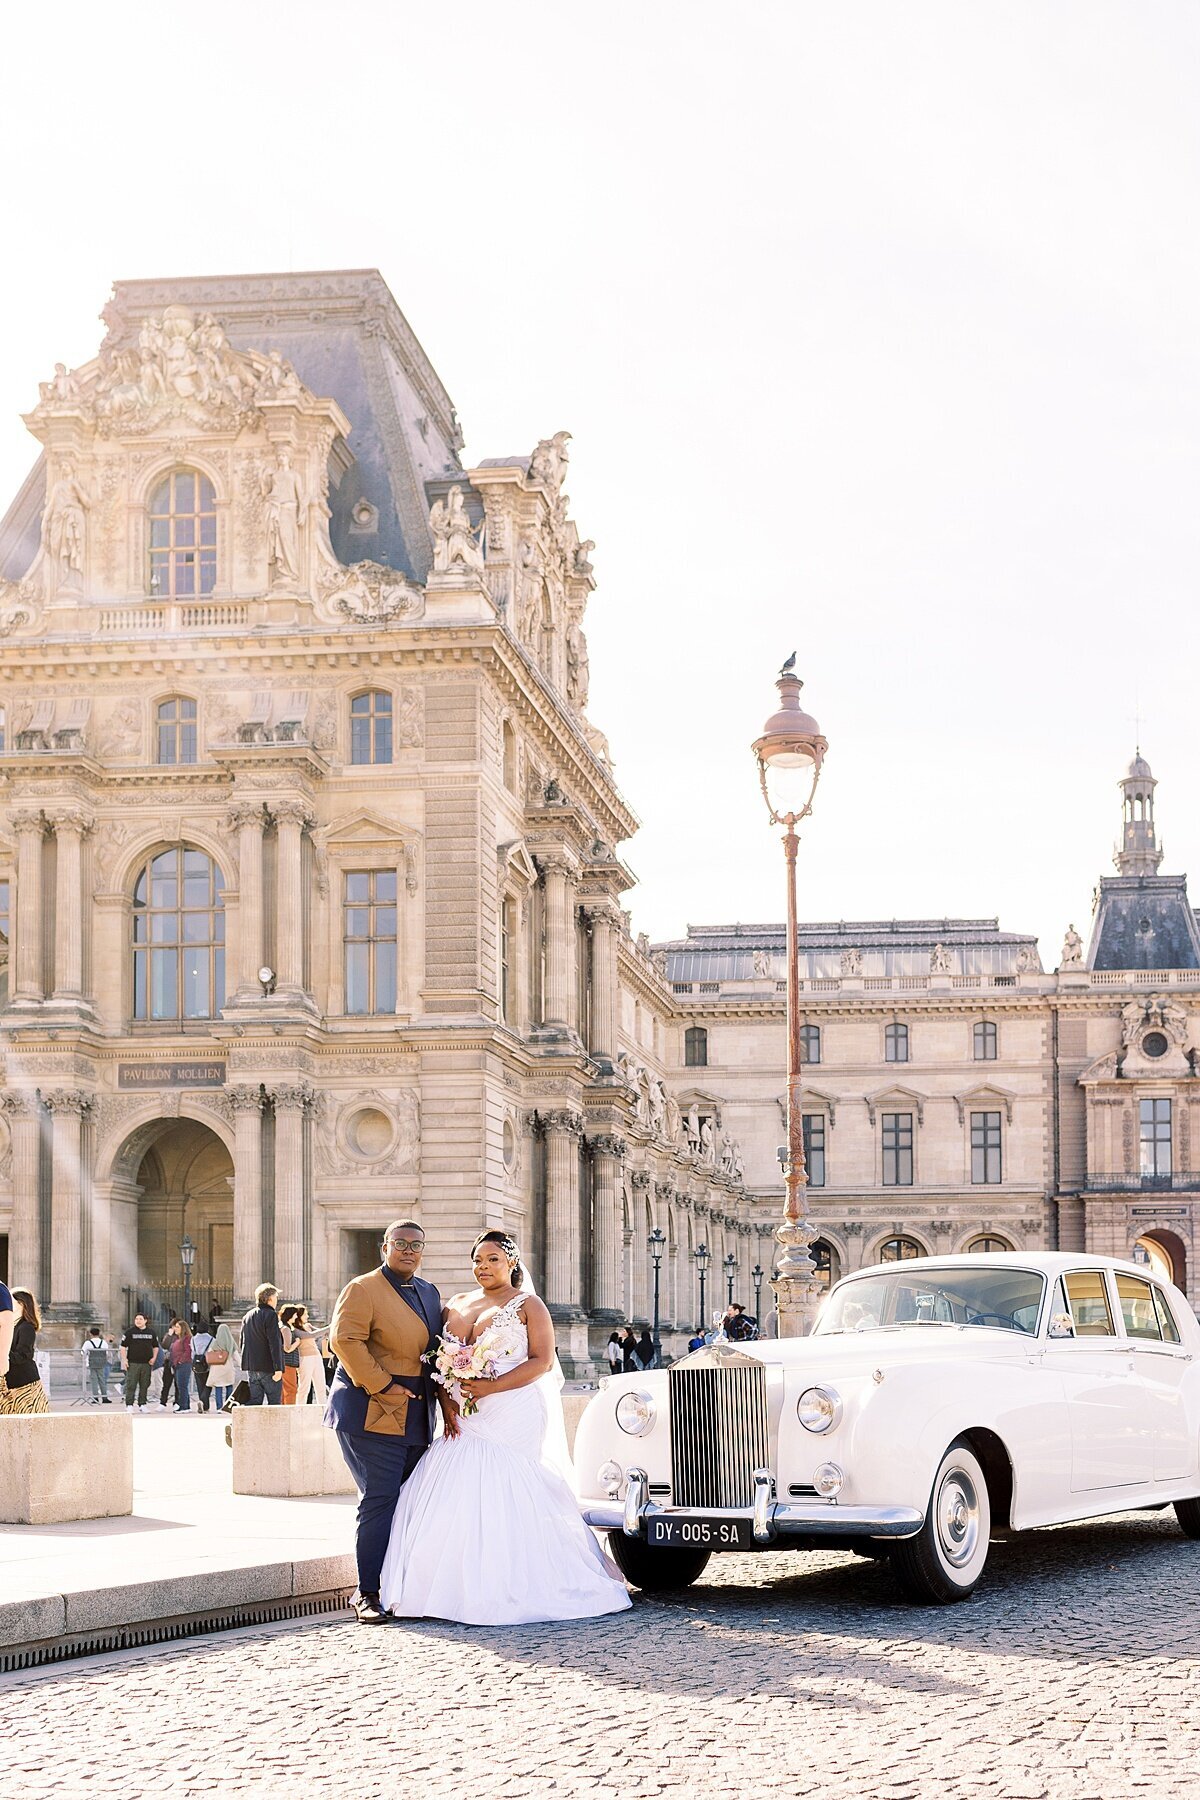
[324,809,414,848]
[864,1085,926,1126]
[952,1083,1017,1124]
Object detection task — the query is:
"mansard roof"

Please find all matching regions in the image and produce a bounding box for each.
[1086,874,1200,971]
[0,269,463,585]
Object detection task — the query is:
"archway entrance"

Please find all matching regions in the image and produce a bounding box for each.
[116,1118,234,1327]
[1133,1229,1188,1295]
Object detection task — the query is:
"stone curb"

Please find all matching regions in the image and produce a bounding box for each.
[0,1549,357,1650]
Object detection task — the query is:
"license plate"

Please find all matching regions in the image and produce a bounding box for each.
[646,1516,753,1549]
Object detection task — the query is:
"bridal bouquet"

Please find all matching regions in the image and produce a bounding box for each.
[424,1332,498,1416]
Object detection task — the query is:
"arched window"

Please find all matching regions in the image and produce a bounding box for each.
[149,470,217,598]
[685,1025,708,1068]
[974,1020,997,1061]
[350,691,392,765]
[811,1239,839,1289]
[967,1235,1011,1255]
[799,1024,821,1065]
[884,1022,909,1063]
[879,1235,922,1263]
[156,697,198,766]
[133,848,225,1020]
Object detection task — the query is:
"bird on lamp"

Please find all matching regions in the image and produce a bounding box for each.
[779,650,796,675]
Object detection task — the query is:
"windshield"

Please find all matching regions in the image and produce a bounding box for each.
[815,1266,1046,1337]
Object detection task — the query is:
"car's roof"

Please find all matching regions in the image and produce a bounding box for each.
[838,1251,1169,1282]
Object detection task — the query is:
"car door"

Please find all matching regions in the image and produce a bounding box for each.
[1113,1272,1195,1483]
[1043,1270,1152,1492]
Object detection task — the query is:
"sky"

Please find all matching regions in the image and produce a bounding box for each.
[1,1,1197,962]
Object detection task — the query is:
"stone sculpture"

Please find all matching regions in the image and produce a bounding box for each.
[261,450,305,586]
[930,942,952,974]
[430,486,484,573]
[1060,924,1083,968]
[529,430,571,491]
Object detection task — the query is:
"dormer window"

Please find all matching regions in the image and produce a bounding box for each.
[149,470,216,597]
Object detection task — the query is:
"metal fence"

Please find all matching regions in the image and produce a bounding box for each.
[122,1284,235,1328]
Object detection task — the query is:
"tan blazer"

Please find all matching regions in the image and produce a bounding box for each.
[328,1269,438,1438]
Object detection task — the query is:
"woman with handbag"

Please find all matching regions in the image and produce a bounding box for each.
[205,1316,238,1411]
[190,1323,215,1412]
[168,1319,194,1412]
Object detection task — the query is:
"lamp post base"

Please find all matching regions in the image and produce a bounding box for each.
[771,1274,823,1340]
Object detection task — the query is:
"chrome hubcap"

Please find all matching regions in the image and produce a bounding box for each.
[937,1469,980,1568]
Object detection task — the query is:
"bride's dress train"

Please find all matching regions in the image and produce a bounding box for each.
[378,1295,631,1625]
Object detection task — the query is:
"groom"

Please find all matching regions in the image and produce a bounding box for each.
[326,1220,457,1623]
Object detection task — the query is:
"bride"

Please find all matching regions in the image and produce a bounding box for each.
[378,1230,632,1625]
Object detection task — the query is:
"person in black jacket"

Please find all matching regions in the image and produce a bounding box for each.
[1,1288,49,1414]
[239,1283,284,1404]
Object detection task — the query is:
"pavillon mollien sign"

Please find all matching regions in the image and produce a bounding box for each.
[117,1063,227,1089]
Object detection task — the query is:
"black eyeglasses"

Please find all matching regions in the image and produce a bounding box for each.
[385,1237,425,1253]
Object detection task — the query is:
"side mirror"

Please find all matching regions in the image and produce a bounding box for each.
[1047,1312,1076,1340]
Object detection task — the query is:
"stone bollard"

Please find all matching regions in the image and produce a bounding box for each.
[0,1412,133,1524]
[231,1404,356,1497]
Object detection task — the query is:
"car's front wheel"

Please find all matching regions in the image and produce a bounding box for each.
[606,1531,711,1592]
[890,1440,991,1604]
[1174,1496,1200,1538]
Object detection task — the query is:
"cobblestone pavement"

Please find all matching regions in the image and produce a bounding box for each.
[4,1511,1199,1800]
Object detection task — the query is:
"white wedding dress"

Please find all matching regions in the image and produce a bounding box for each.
[378,1294,631,1625]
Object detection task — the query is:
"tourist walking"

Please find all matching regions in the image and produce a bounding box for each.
[82,1325,111,1404]
[121,1313,158,1409]
[289,1304,328,1407]
[190,1321,216,1412]
[0,1288,50,1414]
[159,1319,181,1407]
[168,1319,194,1411]
[605,1331,623,1374]
[239,1283,284,1404]
[205,1315,239,1410]
[618,1325,639,1372]
[634,1328,656,1370]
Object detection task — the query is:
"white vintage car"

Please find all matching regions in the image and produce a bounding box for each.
[574,1251,1200,1602]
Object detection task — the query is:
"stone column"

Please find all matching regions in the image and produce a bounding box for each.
[630,1170,652,1324]
[272,1083,312,1300]
[227,802,266,998]
[229,1085,265,1305]
[589,1134,625,1315]
[542,1108,584,1311]
[45,1089,93,1311]
[12,811,46,1004]
[587,904,620,1072]
[50,809,91,1002]
[272,802,313,1000]
[0,1092,42,1291]
[538,858,573,1032]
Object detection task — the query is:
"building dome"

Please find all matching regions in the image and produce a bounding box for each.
[1126,753,1153,781]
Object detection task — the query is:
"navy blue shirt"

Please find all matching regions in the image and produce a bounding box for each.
[0,1281,12,1317]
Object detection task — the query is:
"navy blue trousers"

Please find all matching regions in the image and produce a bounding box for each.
[335,1431,428,1595]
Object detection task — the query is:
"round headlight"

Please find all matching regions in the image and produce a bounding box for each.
[615,1390,656,1436]
[797,1386,842,1433]
[813,1461,844,1498]
[597,1460,624,1496]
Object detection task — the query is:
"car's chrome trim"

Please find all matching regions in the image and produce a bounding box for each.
[582,1495,924,1541]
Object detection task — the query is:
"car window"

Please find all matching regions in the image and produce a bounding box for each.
[1062,1270,1115,1337]
[1151,1285,1183,1346]
[815,1266,1044,1336]
[1115,1273,1163,1342]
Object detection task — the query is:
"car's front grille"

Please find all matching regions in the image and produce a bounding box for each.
[669,1357,769,1508]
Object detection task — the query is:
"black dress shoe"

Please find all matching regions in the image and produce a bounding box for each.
[350,1591,391,1625]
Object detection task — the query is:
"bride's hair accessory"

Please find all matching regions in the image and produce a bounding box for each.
[472,1230,523,1287]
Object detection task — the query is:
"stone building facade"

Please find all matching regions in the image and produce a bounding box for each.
[662,753,1200,1310]
[0,271,759,1368]
[0,272,1194,1364]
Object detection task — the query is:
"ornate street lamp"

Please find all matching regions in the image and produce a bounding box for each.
[693,1241,710,1331]
[647,1227,666,1365]
[752,1262,765,1324]
[179,1234,196,1331]
[752,661,828,1331]
[723,1251,738,1306]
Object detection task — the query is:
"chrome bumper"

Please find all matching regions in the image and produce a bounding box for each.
[581,1467,923,1543]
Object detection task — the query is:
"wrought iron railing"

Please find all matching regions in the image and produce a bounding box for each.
[122,1283,235,1328]
[1084,1173,1200,1194]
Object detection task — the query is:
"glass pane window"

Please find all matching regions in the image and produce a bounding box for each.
[1152,1285,1182,1345]
[1114,1273,1164,1342]
[802,1113,826,1187]
[881,1112,913,1186]
[968,1235,1010,1254]
[132,847,224,1021]
[970,1111,1003,1184]
[799,1024,821,1065]
[811,1240,836,1289]
[974,1021,997,1061]
[685,1026,708,1067]
[879,1235,921,1262]
[157,697,198,765]
[1063,1269,1115,1337]
[1139,1098,1172,1178]
[349,691,393,766]
[148,470,217,598]
[343,868,398,1014]
[885,1022,909,1063]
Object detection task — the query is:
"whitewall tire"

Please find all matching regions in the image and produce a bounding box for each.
[891,1440,991,1604]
